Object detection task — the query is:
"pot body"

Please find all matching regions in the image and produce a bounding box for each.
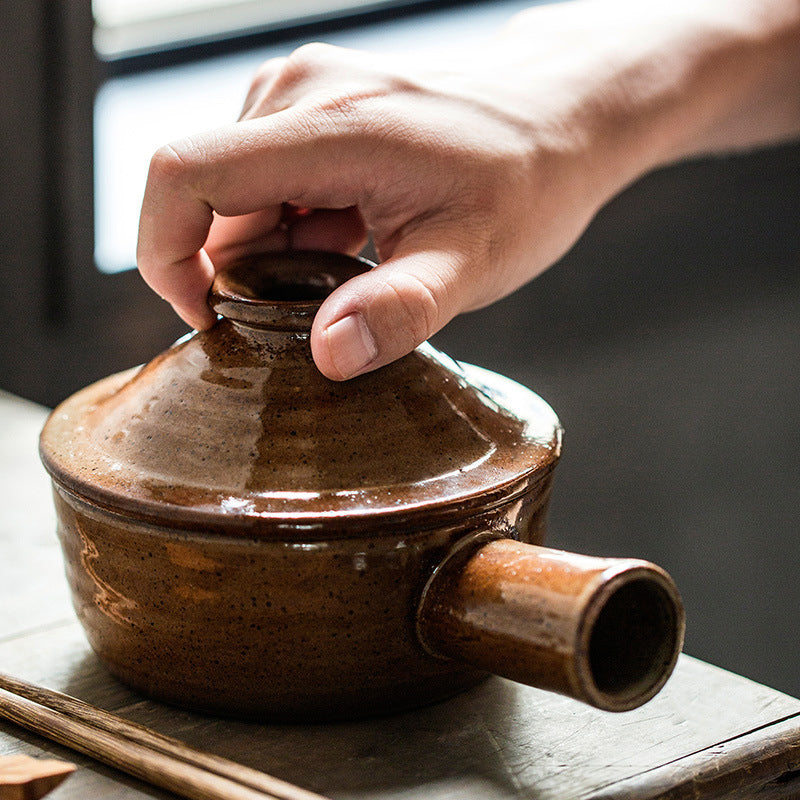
[52,470,555,720]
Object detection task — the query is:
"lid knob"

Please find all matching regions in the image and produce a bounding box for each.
[208,250,372,332]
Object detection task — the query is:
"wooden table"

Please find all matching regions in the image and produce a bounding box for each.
[2,389,799,799]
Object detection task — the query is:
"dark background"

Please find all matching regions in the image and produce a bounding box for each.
[2,1,799,698]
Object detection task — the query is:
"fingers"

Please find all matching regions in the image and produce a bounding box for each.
[137,40,534,352]
[203,207,289,272]
[205,205,367,265]
[310,231,476,381]
[288,207,368,254]
[137,113,371,328]
[144,248,218,332]
[135,143,219,329]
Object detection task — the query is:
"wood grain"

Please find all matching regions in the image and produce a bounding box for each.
[0,685,328,800]
[590,714,800,799]
[0,754,75,800]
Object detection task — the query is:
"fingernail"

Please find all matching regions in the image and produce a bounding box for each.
[324,313,378,379]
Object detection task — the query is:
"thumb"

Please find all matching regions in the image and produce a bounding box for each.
[310,239,476,381]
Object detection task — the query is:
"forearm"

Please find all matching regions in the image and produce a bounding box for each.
[637,0,800,159]
[498,0,800,194]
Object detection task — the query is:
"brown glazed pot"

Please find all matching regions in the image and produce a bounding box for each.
[40,251,684,721]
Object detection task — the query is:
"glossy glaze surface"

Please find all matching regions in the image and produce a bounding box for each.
[417,536,684,712]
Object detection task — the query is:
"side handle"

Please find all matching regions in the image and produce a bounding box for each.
[416,533,684,712]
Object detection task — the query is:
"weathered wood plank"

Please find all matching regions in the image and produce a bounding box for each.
[1,622,800,800]
[590,713,800,799]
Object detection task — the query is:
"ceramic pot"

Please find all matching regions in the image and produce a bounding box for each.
[40,251,684,721]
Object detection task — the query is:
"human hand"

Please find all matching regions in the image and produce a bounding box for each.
[136,3,636,379]
[137,0,800,380]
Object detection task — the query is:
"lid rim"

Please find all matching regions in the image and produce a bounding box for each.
[45,461,558,537]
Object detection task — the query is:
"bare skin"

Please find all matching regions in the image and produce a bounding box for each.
[137,0,800,380]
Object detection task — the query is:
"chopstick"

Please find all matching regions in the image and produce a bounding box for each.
[0,672,330,800]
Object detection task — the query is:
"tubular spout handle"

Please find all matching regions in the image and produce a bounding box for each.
[416,534,685,712]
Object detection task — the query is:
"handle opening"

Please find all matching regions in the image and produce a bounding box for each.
[583,572,682,710]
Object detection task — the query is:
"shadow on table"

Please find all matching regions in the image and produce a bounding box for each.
[64,650,542,799]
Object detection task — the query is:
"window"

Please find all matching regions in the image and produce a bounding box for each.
[94,0,537,273]
[93,0,434,59]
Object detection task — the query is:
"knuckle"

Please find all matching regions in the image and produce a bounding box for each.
[148,139,201,185]
[250,44,347,112]
[284,41,339,78]
[241,57,290,119]
[244,57,288,103]
[383,271,446,343]
[252,56,286,87]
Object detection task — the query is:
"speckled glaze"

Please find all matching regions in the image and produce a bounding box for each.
[40,251,683,720]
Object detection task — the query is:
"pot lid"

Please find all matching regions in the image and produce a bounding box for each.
[40,251,562,535]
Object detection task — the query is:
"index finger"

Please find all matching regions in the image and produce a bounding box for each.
[137,142,218,329]
[136,112,369,329]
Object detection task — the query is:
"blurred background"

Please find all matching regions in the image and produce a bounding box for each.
[2,0,799,697]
